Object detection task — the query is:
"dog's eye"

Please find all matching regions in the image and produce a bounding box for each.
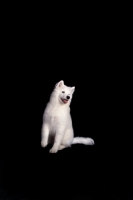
[62,91,65,93]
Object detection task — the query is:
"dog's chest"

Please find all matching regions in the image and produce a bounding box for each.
[48,112,63,133]
[45,106,69,129]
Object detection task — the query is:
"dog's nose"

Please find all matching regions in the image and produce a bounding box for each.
[66,96,70,99]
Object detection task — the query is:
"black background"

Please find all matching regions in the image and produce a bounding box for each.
[0,10,132,200]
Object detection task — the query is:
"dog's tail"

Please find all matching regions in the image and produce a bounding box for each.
[72,137,94,145]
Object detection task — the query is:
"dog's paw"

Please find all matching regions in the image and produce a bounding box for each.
[41,140,47,148]
[49,147,58,153]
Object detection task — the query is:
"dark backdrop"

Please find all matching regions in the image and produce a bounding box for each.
[0,18,132,199]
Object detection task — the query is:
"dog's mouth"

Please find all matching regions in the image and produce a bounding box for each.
[61,98,68,104]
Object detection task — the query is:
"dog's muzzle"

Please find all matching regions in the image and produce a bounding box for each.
[61,96,70,104]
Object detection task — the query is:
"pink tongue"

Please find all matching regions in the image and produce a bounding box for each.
[63,99,68,103]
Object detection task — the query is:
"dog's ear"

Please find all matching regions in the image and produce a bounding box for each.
[71,87,75,94]
[55,80,64,88]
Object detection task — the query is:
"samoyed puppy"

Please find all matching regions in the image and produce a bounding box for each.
[41,80,94,153]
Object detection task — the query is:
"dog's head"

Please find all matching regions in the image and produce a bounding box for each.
[55,80,75,105]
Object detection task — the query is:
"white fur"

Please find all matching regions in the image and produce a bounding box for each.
[41,80,94,153]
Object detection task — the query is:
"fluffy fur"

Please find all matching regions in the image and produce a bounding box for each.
[41,80,94,153]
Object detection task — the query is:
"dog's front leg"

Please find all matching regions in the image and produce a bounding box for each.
[41,124,49,148]
[49,130,64,153]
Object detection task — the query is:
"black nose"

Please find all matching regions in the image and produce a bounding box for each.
[66,96,70,99]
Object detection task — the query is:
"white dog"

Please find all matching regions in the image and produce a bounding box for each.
[41,80,94,153]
